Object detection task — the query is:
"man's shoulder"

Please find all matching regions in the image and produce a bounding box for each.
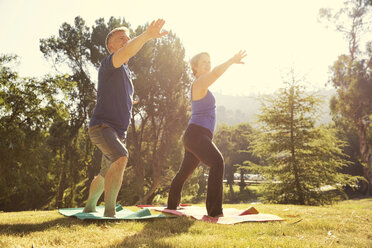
[100,53,115,69]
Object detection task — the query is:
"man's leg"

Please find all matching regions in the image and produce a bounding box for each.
[103,156,128,217]
[83,174,104,213]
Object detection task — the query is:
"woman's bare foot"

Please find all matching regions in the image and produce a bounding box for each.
[213,213,224,218]
[207,213,224,218]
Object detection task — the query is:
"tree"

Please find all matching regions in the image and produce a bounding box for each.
[213,125,235,198]
[0,55,75,211]
[40,16,103,207]
[230,123,259,194]
[252,75,359,205]
[319,0,372,194]
[214,123,258,202]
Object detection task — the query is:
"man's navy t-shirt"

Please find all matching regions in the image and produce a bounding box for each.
[89,53,133,138]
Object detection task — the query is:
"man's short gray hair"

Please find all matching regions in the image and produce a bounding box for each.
[105,26,130,53]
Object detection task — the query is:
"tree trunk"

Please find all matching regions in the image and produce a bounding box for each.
[227,168,235,199]
[229,183,235,199]
[130,117,145,204]
[56,149,67,208]
[142,118,167,204]
[136,160,145,204]
[289,87,304,204]
[142,145,161,204]
[239,170,246,193]
[142,176,160,204]
[357,118,371,195]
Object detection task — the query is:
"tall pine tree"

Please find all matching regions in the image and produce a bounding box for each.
[252,75,360,205]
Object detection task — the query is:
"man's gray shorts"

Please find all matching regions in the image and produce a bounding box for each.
[88,123,128,177]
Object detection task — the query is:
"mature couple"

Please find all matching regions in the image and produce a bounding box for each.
[83,19,246,218]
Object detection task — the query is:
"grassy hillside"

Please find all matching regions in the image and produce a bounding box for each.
[213,89,334,126]
[1,198,371,248]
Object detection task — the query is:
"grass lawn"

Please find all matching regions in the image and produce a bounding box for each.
[0,198,371,248]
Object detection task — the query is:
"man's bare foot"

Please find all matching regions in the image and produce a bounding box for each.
[83,206,97,213]
[104,209,116,218]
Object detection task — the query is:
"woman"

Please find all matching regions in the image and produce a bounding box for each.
[167,50,246,217]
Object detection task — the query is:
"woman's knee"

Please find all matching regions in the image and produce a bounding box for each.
[215,152,224,165]
[211,155,224,171]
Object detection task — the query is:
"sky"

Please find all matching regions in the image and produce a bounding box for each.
[0,0,352,95]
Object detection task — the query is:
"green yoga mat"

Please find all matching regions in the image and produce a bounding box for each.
[59,204,171,220]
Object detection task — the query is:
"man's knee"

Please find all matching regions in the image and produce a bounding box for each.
[117,156,127,162]
[95,174,104,180]
[100,156,128,177]
[115,156,128,168]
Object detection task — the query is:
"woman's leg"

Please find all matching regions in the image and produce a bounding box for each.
[167,150,200,209]
[185,127,224,217]
[202,142,224,217]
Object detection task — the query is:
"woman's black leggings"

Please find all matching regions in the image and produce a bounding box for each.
[167,124,224,217]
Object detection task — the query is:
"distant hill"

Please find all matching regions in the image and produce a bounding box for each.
[213,89,335,127]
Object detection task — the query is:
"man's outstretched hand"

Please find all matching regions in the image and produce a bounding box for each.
[146,19,168,39]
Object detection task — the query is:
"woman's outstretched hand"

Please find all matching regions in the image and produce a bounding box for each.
[231,50,247,64]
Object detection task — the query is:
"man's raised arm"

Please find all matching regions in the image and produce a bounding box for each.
[113,19,168,67]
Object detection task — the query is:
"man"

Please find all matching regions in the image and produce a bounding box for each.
[83,19,168,217]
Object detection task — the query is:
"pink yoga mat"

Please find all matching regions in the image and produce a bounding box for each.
[137,205,284,225]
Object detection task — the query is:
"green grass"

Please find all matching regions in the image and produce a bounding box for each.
[177,183,265,205]
[1,198,371,248]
